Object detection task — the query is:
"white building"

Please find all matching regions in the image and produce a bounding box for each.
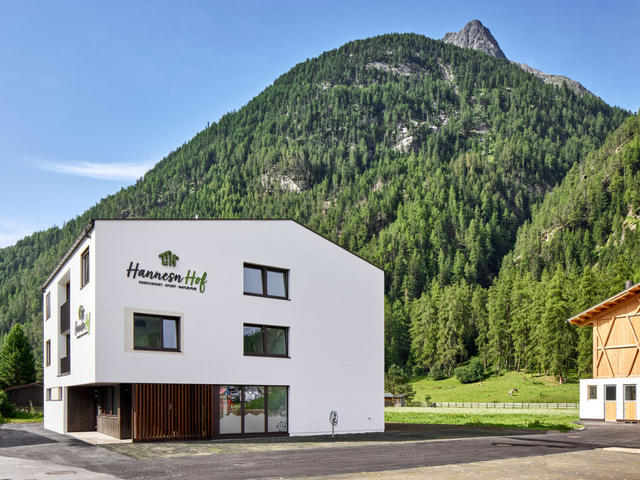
[569,282,640,422]
[42,219,384,440]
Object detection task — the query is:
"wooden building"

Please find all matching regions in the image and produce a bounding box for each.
[569,281,640,421]
[4,382,43,410]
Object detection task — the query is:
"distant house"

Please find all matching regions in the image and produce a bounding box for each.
[384,392,407,407]
[4,382,43,410]
[569,281,640,422]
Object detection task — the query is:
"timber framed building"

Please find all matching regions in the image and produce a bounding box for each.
[569,281,640,421]
[42,219,384,441]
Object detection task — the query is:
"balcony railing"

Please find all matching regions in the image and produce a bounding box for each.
[59,301,70,334]
[60,356,70,375]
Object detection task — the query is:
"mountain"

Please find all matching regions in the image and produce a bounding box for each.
[0,31,628,378]
[442,20,592,96]
[481,113,640,380]
[442,19,506,58]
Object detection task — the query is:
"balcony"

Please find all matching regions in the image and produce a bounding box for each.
[59,301,70,334]
[60,356,70,375]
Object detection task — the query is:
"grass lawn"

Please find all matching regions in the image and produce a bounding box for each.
[410,370,579,403]
[0,411,43,424]
[385,407,580,432]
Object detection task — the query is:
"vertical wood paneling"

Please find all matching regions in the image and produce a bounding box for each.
[67,386,96,432]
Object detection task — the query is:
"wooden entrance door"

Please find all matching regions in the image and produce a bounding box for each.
[605,385,617,421]
[624,385,637,420]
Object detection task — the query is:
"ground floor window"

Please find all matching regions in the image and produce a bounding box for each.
[588,385,597,399]
[625,385,637,401]
[219,385,288,435]
[46,387,62,401]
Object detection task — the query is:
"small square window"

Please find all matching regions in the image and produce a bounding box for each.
[588,385,597,400]
[46,387,62,401]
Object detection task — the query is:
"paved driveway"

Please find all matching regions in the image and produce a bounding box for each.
[0,422,639,479]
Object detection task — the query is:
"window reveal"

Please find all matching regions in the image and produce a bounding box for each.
[133,313,180,352]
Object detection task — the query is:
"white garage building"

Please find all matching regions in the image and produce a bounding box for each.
[42,219,384,441]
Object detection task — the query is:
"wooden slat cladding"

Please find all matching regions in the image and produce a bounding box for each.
[67,386,97,432]
[132,384,215,442]
[592,295,640,378]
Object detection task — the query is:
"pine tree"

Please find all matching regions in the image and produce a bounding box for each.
[0,324,36,388]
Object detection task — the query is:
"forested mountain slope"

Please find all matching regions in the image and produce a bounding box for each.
[0,32,628,376]
[479,114,640,380]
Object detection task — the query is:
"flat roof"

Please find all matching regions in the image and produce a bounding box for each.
[41,218,383,291]
[567,282,640,326]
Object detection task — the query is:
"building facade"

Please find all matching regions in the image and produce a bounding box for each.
[569,282,640,422]
[42,220,384,441]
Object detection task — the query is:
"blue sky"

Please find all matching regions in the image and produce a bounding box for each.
[0,0,638,247]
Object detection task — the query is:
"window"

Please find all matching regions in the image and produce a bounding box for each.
[45,340,51,367]
[243,324,288,357]
[605,385,617,401]
[243,263,288,299]
[219,385,288,435]
[101,386,120,415]
[80,247,90,288]
[625,385,637,401]
[46,387,62,401]
[588,385,597,400]
[133,313,180,351]
[45,292,51,320]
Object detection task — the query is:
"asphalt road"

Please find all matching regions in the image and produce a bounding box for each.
[0,422,639,480]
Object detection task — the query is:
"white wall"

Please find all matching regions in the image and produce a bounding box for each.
[43,234,96,434]
[580,378,640,420]
[90,220,384,435]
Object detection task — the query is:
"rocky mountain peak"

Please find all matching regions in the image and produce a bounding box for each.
[442,19,506,59]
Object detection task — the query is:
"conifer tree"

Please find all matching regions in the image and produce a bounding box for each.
[0,324,36,389]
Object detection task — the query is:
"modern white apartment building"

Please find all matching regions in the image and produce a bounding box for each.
[42,220,384,441]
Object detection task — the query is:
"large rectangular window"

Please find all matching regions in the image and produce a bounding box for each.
[243,324,288,357]
[267,386,288,433]
[243,263,289,299]
[80,247,90,288]
[219,386,242,434]
[45,340,51,367]
[133,313,180,352]
[45,292,51,320]
[218,385,288,435]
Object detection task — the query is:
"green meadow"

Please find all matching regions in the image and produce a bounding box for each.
[410,371,579,404]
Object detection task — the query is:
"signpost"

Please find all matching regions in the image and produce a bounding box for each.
[329,410,338,437]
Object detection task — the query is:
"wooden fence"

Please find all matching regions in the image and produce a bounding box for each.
[405,401,578,409]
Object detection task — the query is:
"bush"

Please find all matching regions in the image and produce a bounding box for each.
[411,364,426,376]
[429,362,447,380]
[0,390,15,417]
[454,358,485,384]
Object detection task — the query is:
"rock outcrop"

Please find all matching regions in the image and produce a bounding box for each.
[442,19,506,59]
[442,20,593,96]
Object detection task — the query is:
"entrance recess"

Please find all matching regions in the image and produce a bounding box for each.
[624,385,637,421]
[605,385,617,421]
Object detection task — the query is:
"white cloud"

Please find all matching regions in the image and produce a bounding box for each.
[39,160,154,181]
[0,220,37,248]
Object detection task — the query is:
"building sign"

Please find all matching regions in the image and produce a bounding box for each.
[75,305,90,338]
[158,250,179,266]
[125,250,208,293]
